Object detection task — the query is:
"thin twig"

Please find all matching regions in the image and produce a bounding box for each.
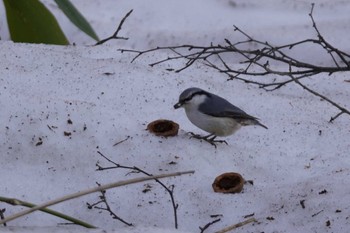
[87,183,132,226]
[312,209,324,217]
[113,135,130,146]
[0,197,96,228]
[199,218,221,233]
[0,170,194,225]
[215,218,257,233]
[309,3,349,67]
[120,4,350,122]
[288,66,350,122]
[96,151,182,229]
[95,9,133,45]
[292,75,349,121]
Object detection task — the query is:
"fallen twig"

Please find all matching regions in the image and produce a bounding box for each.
[120,4,350,122]
[0,197,95,228]
[312,209,324,217]
[87,182,133,226]
[113,135,130,146]
[288,65,350,121]
[0,170,194,225]
[96,151,184,229]
[215,218,256,233]
[199,218,221,233]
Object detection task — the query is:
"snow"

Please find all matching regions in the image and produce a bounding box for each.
[1,0,350,232]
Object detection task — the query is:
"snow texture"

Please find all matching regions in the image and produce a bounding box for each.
[1,0,350,232]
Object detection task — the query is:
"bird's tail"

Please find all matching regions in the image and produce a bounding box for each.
[256,121,268,129]
[236,116,268,129]
[241,119,268,129]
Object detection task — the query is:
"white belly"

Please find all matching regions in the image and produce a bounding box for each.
[185,108,241,136]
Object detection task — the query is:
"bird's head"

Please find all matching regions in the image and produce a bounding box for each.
[174,87,210,110]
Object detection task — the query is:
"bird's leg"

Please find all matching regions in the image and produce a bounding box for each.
[207,135,228,146]
[188,133,228,147]
[208,135,228,144]
[188,132,213,140]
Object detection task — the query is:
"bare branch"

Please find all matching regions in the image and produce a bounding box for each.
[215,218,256,233]
[120,4,350,122]
[113,135,131,146]
[0,197,95,228]
[309,3,350,67]
[96,151,188,229]
[0,169,194,225]
[95,9,133,45]
[199,218,221,233]
[86,183,133,226]
[288,66,350,122]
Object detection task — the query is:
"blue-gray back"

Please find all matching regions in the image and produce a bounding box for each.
[198,92,258,121]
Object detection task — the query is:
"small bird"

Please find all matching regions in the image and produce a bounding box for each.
[174,87,267,147]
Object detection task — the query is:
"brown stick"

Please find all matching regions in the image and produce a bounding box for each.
[215,218,256,233]
[0,170,195,225]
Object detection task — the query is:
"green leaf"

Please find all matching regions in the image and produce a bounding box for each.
[54,0,99,41]
[3,0,69,45]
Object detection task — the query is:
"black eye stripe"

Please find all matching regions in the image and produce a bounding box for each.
[181,90,210,103]
[184,96,193,102]
[190,91,210,100]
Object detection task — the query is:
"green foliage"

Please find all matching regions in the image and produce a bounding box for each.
[54,0,99,41]
[3,0,69,45]
[3,0,99,45]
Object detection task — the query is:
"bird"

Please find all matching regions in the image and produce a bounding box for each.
[174,87,267,147]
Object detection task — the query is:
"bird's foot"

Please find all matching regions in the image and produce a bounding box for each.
[188,132,228,148]
[188,132,206,139]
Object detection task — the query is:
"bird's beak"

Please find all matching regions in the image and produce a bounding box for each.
[174,102,182,109]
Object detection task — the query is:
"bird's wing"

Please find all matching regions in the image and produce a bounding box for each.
[198,94,259,121]
[198,94,268,129]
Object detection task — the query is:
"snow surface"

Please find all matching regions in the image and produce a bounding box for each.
[1,0,350,232]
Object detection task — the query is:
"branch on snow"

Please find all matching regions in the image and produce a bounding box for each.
[86,182,133,226]
[95,151,185,229]
[120,4,350,122]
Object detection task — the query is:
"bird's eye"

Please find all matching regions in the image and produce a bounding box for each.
[183,96,194,103]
